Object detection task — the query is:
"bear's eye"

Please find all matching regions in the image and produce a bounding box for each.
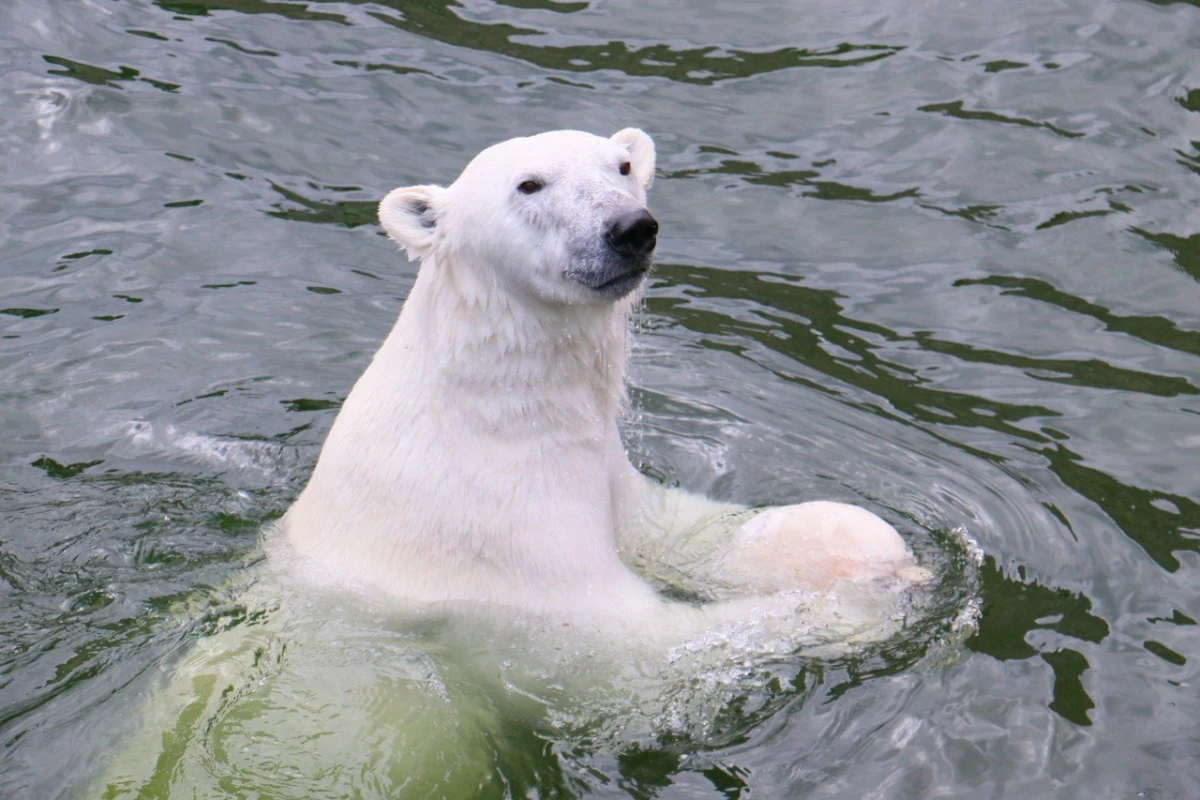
[619,161,632,176]
[517,179,544,195]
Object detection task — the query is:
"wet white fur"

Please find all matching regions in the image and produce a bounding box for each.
[283,129,923,627]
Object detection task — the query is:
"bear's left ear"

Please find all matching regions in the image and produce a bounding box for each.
[610,128,656,190]
[379,184,446,262]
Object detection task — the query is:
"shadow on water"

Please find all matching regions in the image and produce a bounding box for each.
[954,275,1200,358]
[614,744,754,799]
[42,55,180,93]
[967,556,1108,726]
[155,0,347,23]
[1132,228,1200,283]
[151,0,903,84]
[650,259,1196,449]
[911,332,1196,398]
[266,182,379,228]
[362,2,901,85]
[663,151,1141,234]
[917,100,1084,140]
[1040,443,1200,573]
[645,259,1200,724]
[648,262,1061,447]
[664,155,920,204]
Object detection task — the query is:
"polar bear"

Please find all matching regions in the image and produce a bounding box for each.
[283,128,925,628]
[99,129,937,797]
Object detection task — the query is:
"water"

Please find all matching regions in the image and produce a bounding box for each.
[2,0,1198,796]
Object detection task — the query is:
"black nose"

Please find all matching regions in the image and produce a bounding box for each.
[605,209,658,257]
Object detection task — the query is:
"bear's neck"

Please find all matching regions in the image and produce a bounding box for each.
[285,251,655,606]
[380,255,632,440]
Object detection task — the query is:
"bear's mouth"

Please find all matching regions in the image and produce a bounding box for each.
[593,263,650,296]
[571,258,651,298]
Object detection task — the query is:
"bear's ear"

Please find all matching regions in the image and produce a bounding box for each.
[610,128,656,190]
[379,185,446,261]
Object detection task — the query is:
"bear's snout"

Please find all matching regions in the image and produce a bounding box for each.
[605,209,658,257]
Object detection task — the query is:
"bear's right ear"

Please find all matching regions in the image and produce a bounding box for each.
[379,185,446,261]
[610,128,656,190]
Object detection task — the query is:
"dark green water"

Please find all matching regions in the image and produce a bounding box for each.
[2,0,1199,797]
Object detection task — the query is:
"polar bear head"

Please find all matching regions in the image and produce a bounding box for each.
[379,129,657,306]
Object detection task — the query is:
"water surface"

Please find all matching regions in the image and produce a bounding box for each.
[2,0,1199,796]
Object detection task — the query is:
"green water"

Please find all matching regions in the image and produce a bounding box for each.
[2,0,1198,797]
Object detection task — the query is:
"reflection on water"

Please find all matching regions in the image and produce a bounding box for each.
[159,0,905,83]
[968,556,1108,726]
[647,262,1064,437]
[2,0,1199,796]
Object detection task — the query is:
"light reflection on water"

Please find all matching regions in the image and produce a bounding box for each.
[1,0,1199,797]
